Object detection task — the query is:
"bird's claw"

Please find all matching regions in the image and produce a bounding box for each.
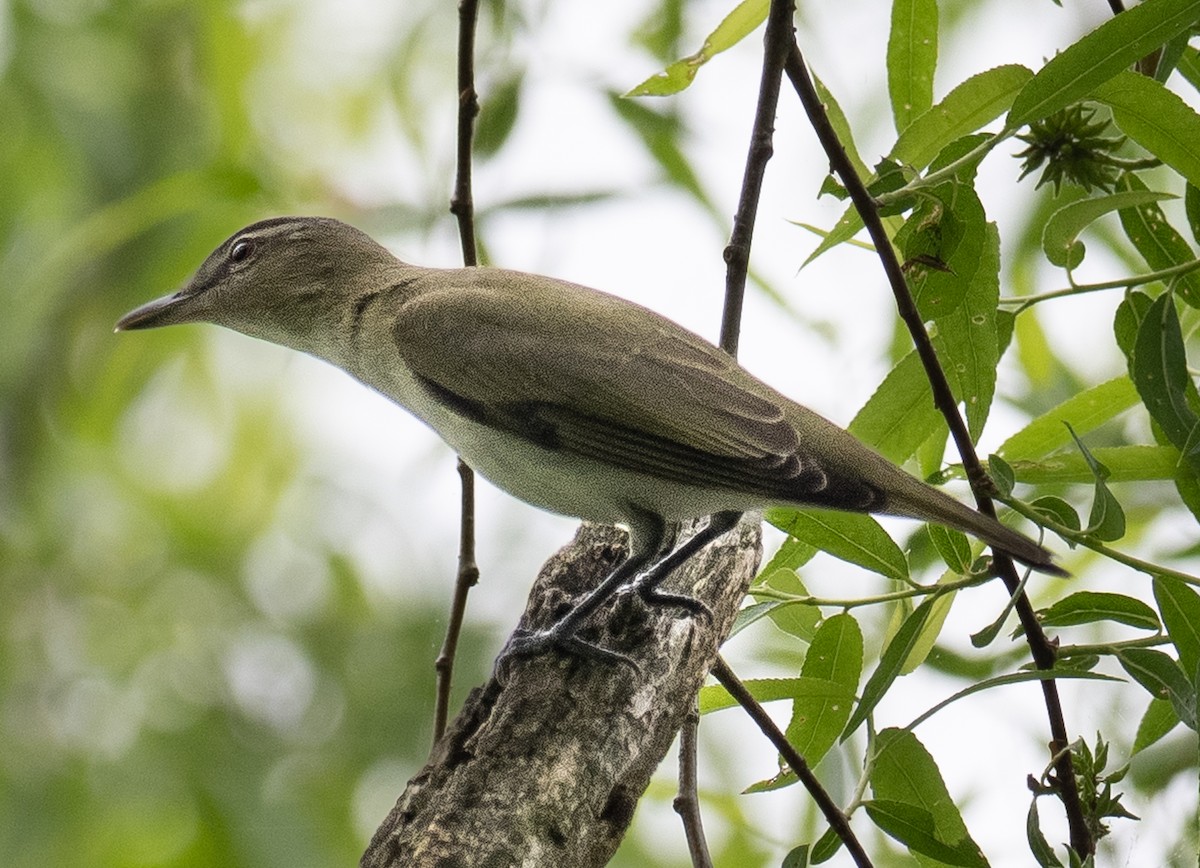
[501,626,641,673]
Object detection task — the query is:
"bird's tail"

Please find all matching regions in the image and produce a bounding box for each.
[884,472,1065,576]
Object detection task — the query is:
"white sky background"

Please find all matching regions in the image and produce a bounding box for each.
[203,0,1197,864]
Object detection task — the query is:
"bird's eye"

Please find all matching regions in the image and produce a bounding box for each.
[230,239,255,263]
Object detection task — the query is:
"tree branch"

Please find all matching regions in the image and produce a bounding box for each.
[362,521,762,867]
[780,37,1093,858]
[433,0,482,744]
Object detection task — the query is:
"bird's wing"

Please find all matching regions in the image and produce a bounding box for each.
[391,270,879,508]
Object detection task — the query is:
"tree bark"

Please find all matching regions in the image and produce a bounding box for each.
[362,518,762,867]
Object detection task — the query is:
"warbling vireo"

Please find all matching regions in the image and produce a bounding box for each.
[117,216,1061,662]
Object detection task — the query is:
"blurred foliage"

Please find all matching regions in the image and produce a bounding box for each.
[5,0,1200,866]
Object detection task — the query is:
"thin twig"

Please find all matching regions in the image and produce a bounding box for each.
[719,0,793,357]
[1003,257,1200,313]
[675,1,793,859]
[711,656,874,868]
[781,39,1093,858]
[674,704,714,868]
[434,0,482,746]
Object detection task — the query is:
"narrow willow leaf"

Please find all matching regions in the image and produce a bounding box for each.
[1026,798,1065,868]
[895,179,986,319]
[1008,444,1181,484]
[1030,496,1082,533]
[1066,424,1127,541]
[1008,0,1200,128]
[1093,69,1200,190]
[872,729,976,848]
[1132,293,1200,470]
[754,568,821,641]
[1132,696,1180,754]
[1116,174,1200,308]
[1119,648,1197,730]
[891,65,1033,169]
[626,0,768,96]
[933,219,1000,439]
[842,597,936,739]
[988,453,1015,496]
[928,525,972,573]
[849,349,943,463]
[810,826,843,863]
[786,614,864,765]
[1041,190,1175,268]
[863,800,988,867]
[1186,183,1200,245]
[767,508,910,583]
[1038,591,1161,630]
[1154,577,1200,676]
[998,376,1140,460]
[814,75,869,179]
[887,0,939,132]
[902,587,955,674]
[782,845,810,868]
[1114,290,1153,361]
[698,676,848,714]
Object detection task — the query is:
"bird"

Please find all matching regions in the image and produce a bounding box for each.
[116,216,1061,663]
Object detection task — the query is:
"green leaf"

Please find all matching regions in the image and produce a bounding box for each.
[928,524,972,574]
[891,65,1033,169]
[849,349,943,463]
[1132,293,1200,470]
[782,845,809,868]
[988,453,1015,497]
[766,509,910,583]
[1186,183,1200,246]
[474,72,522,156]
[1116,173,1200,308]
[1041,190,1175,269]
[887,0,939,132]
[1114,290,1154,361]
[1066,424,1127,541]
[1038,591,1160,630]
[1026,798,1065,867]
[842,597,937,739]
[901,588,956,674]
[1154,577,1200,676]
[1092,69,1200,190]
[1132,697,1180,754]
[1007,0,1200,128]
[698,676,848,714]
[810,826,843,863]
[933,219,1000,439]
[998,376,1140,460]
[625,0,768,96]
[814,75,869,179]
[1119,648,1197,730]
[753,568,821,641]
[863,800,988,867]
[871,729,978,851]
[894,180,987,319]
[1030,496,1082,533]
[786,614,864,765]
[1009,444,1182,484]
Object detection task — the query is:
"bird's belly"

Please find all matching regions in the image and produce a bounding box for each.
[443,419,747,525]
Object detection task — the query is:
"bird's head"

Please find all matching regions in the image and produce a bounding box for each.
[115,216,397,354]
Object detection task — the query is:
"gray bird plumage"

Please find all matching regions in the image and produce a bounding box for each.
[117,216,1062,658]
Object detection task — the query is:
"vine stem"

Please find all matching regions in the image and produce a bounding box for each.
[781,35,1094,858]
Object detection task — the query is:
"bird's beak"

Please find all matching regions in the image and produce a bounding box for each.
[114,289,205,332]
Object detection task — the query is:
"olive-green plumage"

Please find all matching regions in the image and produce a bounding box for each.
[117,216,1060,581]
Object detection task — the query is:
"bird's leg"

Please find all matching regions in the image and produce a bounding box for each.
[502,515,666,670]
[631,511,743,619]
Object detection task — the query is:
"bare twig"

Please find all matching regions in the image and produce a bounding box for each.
[433,0,482,746]
[673,704,714,868]
[780,39,1092,857]
[719,0,793,358]
[711,657,873,868]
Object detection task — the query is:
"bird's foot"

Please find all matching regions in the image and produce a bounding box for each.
[631,582,713,622]
[501,624,640,672]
